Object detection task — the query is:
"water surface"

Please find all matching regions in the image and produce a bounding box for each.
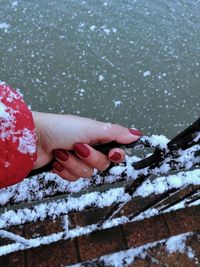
[0,0,200,137]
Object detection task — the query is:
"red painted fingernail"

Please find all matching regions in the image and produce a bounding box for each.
[53,161,64,172]
[129,128,143,136]
[110,152,121,161]
[54,149,69,161]
[74,143,90,158]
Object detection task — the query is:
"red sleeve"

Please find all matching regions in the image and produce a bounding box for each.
[0,83,37,188]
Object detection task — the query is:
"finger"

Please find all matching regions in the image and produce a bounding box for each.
[74,143,110,171]
[102,124,143,144]
[108,148,126,163]
[54,149,94,178]
[52,161,79,182]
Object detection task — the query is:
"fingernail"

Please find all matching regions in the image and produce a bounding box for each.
[74,143,90,158]
[54,149,69,161]
[53,161,64,172]
[110,152,121,161]
[129,128,143,137]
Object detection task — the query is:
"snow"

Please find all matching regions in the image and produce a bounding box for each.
[141,135,169,149]
[0,86,36,156]
[0,166,199,231]
[11,1,18,7]
[135,169,200,197]
[18,128,36,155]
[0,134,198,207]
[143,70,151,77]
[69,232,197,267]
[99,75,105,81]
[6,89,21,102]
[166,233,195,259]
[0,134,199,256]
[0,169,199,256]
[0,102,10,119]
[90,25,96,31]
[0,22,10,30]
[0,230,29,246]
[114,100,122,107]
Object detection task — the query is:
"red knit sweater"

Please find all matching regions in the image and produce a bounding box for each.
[0,83,37,188]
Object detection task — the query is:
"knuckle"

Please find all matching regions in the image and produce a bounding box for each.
[83,169,94,178]
[98,161,110,171]
[79,167,93,178]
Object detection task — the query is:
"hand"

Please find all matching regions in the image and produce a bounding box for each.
[32,112,142,181]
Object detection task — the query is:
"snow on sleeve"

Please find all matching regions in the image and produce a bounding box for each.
[0,103,16,140]
[0,102,10,119]
[0,84,37,187]
[0,95,36,156]
[18,128,36,155]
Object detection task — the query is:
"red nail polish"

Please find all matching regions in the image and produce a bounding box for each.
[53,161,64,172]
[129,128,143,136]
[110,152,121,161]
[54,149,69,161]
[74,143,90,158]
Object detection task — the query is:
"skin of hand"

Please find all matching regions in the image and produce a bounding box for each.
[32,111,142,181]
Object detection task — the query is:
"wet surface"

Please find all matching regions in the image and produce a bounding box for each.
[0,0,200,137]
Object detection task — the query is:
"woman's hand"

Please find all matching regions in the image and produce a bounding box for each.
[32,112,142,181]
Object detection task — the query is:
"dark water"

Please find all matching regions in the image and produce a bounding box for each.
[0,0,200,137]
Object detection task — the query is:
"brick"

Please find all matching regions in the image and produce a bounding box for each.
[71,206,109,228]
[157,185,199,211]
[0,251,25,267]
[123,214,170,248]
[78,225,127,262]
[26,239,78,267]
[71,194,163,229]
[25,217,64,239]
[0,225,26,267]
[76,233,200,267]
[128,258,154,267]
[142,247,196,267]
[186,232,200,265]
[145,235,199,267]
[25,216,78,266]
[164,206,200,236]
[118,194,162,218]
[0,225,25,245]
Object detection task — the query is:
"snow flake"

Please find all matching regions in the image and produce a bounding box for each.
[18,128,36,155]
